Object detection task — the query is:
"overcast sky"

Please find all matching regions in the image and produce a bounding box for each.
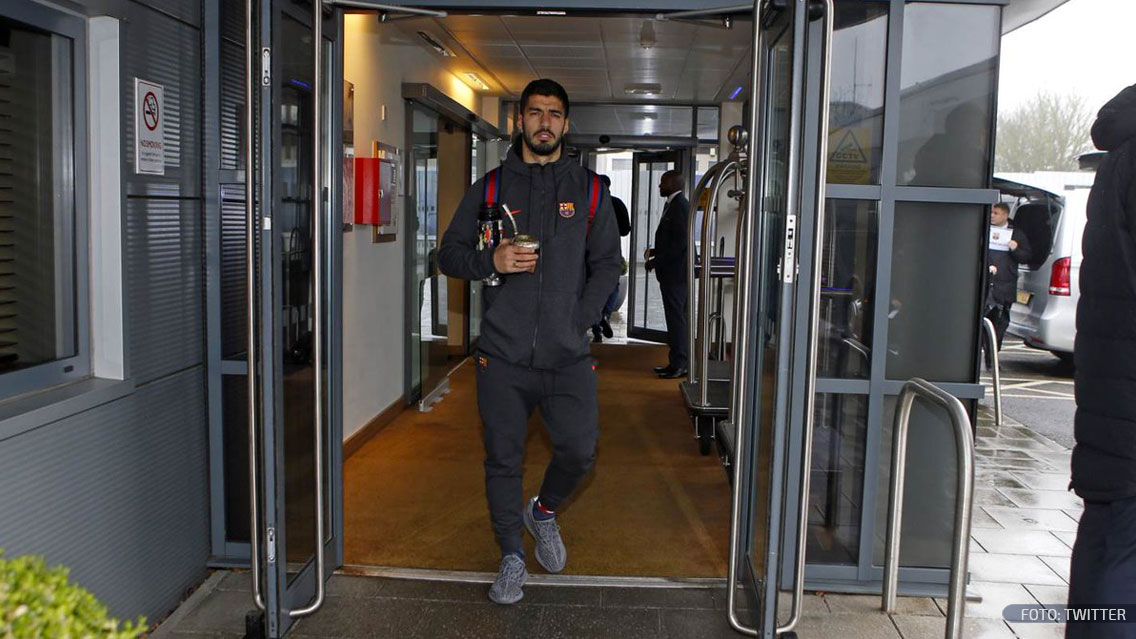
[999,0,1135,116]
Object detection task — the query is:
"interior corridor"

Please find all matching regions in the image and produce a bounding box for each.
[343,343,731,577]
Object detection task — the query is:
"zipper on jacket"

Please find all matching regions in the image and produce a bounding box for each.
[529,163,546,369]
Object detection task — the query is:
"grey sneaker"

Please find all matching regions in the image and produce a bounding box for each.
[523,496,567,573]
[488,554,527,604]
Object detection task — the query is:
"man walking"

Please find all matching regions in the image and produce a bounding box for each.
[436,79,621,605]
[1068,83,1136,639]
[646,170,689,378]
[983,201,1031,367]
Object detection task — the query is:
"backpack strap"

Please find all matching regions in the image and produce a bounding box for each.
[483,167,502,206]
[586,171,603,234]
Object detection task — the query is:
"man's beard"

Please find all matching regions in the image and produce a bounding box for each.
[523,128,562,156]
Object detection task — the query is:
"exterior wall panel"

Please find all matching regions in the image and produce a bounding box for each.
[0,369,209,622]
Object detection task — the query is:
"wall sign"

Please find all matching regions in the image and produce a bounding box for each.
[134,78,165,175]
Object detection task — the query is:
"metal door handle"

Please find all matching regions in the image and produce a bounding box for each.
[246,0,264,613]
[699,162,738,406]
[778,0,834,633]
[291,0,327,618]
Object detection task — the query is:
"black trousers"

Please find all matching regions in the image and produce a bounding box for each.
[658,273,688,370]
[475,354,599,555]
[982,304,1010,367]
[1068,496,1136,638]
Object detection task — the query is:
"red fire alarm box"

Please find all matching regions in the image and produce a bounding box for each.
[354,157,382,225]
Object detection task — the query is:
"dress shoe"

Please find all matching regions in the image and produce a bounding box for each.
[591,326,603,343]
[600,317,613,338]
[653,365,670,374]
[658,367,688,379]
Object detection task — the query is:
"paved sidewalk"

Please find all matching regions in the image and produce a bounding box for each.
[151,405,1077,639]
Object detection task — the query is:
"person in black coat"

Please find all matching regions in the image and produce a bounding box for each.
[646,170,689,378]
[591,174,631,342]
[1068,83,1136,639]
[983,201,1031,366]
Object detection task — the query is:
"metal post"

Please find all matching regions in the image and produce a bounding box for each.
[778,0,834,633]
[982,317,1002,426]
[290,0,327,619]
[245,0,264,613]
[687,164,724,386]
[882,379,975,639]
[700,162,738,406]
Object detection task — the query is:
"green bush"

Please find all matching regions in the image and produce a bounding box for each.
[0,550,145,639]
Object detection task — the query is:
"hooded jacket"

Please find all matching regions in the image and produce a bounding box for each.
[437,145,621,370]
[1071,84,1136,501]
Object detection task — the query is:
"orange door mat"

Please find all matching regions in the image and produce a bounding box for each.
[344,343,731,578]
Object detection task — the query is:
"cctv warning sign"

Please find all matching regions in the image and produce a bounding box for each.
[827,127,871,185]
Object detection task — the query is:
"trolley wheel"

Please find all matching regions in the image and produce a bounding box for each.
[699,434,712,456]
[778,632,798,639]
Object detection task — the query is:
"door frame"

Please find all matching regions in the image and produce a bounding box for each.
[628,149,686,342]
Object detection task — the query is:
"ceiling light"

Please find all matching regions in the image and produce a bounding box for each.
[639,21,656,49]
[624,83,662,96]
[417,31,455,58]
[630,112,658,121]
[464,72,490,91]
[537,10,566,15]
[729,85,744,100]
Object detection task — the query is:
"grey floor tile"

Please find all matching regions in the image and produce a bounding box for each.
[214,571,251,593]
[165,632,246,639]
[964,582,1034,619]
[983,507,1080,532]
[972,507,1005,529]
[1009,472,1072,491]
[775,592,829,618]
[537,606,662,639]
[1024,584,1069,608]
[289,597,426,638]
[977,449,1036,461]
[976,488,1017,508]
[1038,556,1070,584]
[891,615,1014,639]
[1005,621,1067,638]
[1063,508,1082,521]
[408,600,545,639]
[521,584,603,607]
[168,588,251,635]
[970,529,1071,556]
[600,586,715,610]
[325,574,385,598]
[659,608,742,639]
[1052,531,1077,549]
[374,578,491,604]
[980,474,1028,490]
[826,594,940,617]
[999,488,1083,510]
[793,613,902,638]
[969,555,1066,586]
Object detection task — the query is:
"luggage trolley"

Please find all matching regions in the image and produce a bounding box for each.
[680,127,748,459]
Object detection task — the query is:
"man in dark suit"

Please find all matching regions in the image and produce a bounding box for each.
[646,170,689,378]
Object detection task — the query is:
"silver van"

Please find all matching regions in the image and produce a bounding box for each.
[996,162,1097,364]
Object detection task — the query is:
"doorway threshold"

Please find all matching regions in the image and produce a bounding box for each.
[340,564,726,589]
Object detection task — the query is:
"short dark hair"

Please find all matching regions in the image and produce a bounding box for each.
[520,78,570,117]
[992,202,1010,214]
[600,174,612,188]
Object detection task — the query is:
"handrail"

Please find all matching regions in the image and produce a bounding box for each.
[699,162,739,406]
[245,0,264,613]
[290,0,327,618]
[725,2,763,636]
[778,0,833,633]
[981,317,1003,426]
[656,4,750,21]
[882,379,975,639]
[686,163,725,386]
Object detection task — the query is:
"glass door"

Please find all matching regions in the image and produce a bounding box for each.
[628,151,680,341]
[247,0,338,636]
[725,0,828,635]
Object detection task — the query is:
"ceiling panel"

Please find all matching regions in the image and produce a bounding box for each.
[398,13,752,103]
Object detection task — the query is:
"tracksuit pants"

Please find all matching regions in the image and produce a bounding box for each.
[1067,495,1136,638]
[475,353,600,555]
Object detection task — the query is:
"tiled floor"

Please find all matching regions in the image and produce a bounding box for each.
[151,408,1079,638]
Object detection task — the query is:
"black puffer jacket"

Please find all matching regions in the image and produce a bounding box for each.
[1071,84,1136,501]
[436,146,621,369]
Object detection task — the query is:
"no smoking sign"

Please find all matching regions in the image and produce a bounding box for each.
[135,79,165,175]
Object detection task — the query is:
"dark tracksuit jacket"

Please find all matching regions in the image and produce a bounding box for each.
[1068,84,1136,637]
[437,145,621,554]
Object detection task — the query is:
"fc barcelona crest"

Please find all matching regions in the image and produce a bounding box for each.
[559,202,576,218]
